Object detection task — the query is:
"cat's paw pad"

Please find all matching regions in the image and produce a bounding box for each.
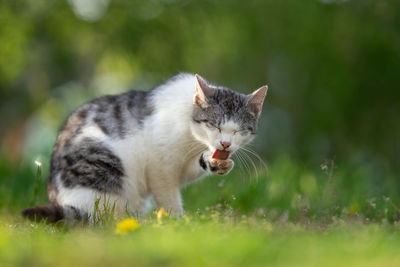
[209,158,234,175]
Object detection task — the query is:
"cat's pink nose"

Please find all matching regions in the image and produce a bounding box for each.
[220,141,231,149]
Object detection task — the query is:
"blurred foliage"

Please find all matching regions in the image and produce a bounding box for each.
[0,0,400,213]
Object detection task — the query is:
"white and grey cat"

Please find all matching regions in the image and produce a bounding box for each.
[22,73,267,222]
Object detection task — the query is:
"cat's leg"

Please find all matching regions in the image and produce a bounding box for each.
[147,168,183,217]
[23,182,120,224]
[152,185,183,217]
[49,140,143,221]
[56,185,123,218]
[150,185,183,217]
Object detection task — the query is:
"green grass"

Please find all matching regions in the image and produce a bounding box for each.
[1,155,400,266]
[1,214,400,266]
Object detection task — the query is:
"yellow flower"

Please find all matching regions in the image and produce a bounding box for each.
[116,218,140,234]
[156,208,169,224]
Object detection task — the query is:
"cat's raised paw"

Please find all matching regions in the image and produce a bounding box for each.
[209,158,234,176]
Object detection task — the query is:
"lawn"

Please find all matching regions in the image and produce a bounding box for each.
[1,214,400,266]
[1,155,400,266]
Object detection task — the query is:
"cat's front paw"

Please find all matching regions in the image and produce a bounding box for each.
[203,153,234,175]
[210,158,234,175]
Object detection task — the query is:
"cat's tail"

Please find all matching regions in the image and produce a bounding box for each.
[22,204,88,224]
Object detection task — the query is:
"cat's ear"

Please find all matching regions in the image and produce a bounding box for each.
[247,85,268,117]
[194,74,212,108]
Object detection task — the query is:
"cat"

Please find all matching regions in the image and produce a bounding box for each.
[22,73,267,223]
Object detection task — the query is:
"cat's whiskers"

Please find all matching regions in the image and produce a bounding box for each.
[183,142,207,159]
[186,147,207,159]
[231,153,245,179]
[234,150,252,180]
[239,151,253,183]
[239,151,253,179]
[241,146,268,171]
[237,149,259,181]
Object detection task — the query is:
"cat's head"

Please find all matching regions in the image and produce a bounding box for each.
[190,74,267,154]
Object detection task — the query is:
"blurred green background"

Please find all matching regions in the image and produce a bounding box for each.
[0,0,399,220]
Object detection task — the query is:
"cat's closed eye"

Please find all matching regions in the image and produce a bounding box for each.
[194,119,208,124]
[236,128,254,135]
[203,121,221,132]
[205,122,220,131]
[194,119,217,129]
